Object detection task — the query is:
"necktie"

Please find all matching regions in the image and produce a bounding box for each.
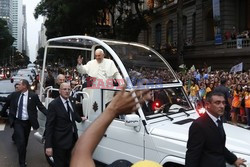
[66,100,72,121]
[66,100,75,132]
[217,119,224,137]
[18,94,24,120]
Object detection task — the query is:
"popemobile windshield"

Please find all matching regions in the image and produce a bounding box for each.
[35,36,250,167]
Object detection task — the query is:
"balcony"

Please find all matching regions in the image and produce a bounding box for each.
[225,38,250,49]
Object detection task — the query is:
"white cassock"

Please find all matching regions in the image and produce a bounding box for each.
[77,58,123,103]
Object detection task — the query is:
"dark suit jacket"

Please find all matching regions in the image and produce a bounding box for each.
[185,112,237,167]
[0,93,13,117]
[142,101,154,116]
[45,96,82,150]
[8,91,47,129]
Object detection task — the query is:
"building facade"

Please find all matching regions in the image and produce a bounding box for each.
[22,5,27,55]
[12,0,23,52]
[138,0,250,70]
[0,0,13,33]
[37,17,47,50]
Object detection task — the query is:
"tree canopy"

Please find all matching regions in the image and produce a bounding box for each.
[0,19,15,65]
[34,0,148,41]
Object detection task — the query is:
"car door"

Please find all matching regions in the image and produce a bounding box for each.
[92,89,145,165]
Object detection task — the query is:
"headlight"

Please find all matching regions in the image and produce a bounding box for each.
[31,85,35,90]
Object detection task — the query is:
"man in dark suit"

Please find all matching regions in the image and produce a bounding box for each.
[8,79,47,167]
[185,91,245,167]
[214,78,232,122]
[45,82,86,167]
[51,74,65,98]
[142,91,165,116]
[0,83,20,118]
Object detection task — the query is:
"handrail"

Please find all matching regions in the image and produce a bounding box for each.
[74,91,90,118]
[225,38,250,48]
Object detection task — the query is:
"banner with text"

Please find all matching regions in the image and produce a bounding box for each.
[212,0,222,45]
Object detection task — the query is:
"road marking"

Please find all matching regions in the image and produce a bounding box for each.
[0,124,5,131]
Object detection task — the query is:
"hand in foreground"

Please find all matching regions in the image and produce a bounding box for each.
[234,158,246,167]
[77,55,83,65]
[45,148,53,157]
[106,85,149,117]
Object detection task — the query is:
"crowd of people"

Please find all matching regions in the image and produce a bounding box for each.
[178,68,250,127]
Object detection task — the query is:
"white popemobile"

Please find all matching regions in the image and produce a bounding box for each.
[35,35,250,167]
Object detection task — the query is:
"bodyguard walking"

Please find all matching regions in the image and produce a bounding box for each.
[8,79,47,167]
[45,82,86,167]
[185,91,245,167]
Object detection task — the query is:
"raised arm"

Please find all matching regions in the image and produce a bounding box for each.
[76,55,87,75]
[70,87,147,167]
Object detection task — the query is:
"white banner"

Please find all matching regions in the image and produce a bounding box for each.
[230,62,243,73]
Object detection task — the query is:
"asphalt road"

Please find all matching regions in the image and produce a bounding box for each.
[0,119,49,167]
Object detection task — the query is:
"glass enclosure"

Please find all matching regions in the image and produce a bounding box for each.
[42,37,179,92]
[104,42,178,86]
[141,87,193,120]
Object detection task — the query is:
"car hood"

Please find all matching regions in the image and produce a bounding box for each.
[150,119,250,155]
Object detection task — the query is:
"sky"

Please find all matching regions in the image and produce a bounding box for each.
[23,0,43,63]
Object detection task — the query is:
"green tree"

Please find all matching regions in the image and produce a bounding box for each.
[0,19,15,65]
[34,0,148,41]
[102,0,148,41]
[34,0,106,39]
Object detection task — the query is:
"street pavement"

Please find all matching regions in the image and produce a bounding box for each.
[0,119,49,167]
[0,118,104,167]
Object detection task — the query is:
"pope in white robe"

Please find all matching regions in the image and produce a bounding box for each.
[77,48,123,104]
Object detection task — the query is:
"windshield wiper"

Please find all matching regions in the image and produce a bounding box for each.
[178,108,190,117]
[163,105,174,121]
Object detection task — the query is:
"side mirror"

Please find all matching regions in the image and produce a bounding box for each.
[125,114,140,127]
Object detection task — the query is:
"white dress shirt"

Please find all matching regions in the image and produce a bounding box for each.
[206,110,221,127]
[16,91,29,120]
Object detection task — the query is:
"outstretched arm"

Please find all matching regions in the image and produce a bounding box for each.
[70,87,147,167]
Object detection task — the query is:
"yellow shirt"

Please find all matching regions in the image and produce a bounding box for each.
[190,85,199,97]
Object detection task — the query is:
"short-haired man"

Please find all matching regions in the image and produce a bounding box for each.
[0,83,20,117]
[214,78,231,122]
[185,91,246,167]
[8,79,47,167]
[45,83,86,167]
[51,74,65,98]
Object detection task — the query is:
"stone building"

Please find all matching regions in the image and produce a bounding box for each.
[138,0,250,70]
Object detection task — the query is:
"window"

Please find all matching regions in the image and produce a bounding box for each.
[205,9,214,41]
[166,20,173,44]
[192,13,196,41]
[155,24,162,50]
[183,16,187,41]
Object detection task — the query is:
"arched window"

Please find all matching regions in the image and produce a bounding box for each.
[183,16,187,41]
[192,13,196,41]
[155,24,162,50]
[166,20,173,44]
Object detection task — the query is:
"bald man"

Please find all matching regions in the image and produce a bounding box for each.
[45,83,86,167]
[51,74,65,98]
[77,48,122,87]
